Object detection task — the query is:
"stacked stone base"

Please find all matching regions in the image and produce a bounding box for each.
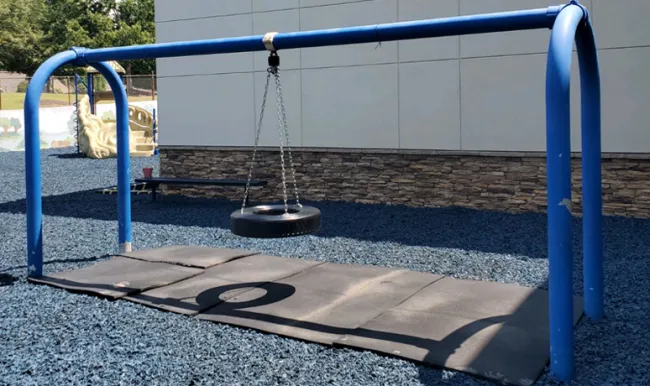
[159,147,650,218]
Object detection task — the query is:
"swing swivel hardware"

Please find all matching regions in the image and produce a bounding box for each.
[268,52,280,68]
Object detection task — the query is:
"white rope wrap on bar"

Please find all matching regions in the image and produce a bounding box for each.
[263,32,278,51]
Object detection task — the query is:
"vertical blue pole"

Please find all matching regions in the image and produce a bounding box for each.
[576,20,603,320]
[24,51,77,277]
[153,108,158,156]
[74,75,80,154]
[545,4,584,381]
[87,73,95,115]
[91,62,132,252]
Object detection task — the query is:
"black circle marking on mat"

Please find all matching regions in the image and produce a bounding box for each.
[196,281,296,312]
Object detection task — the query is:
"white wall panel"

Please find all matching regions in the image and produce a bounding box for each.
[154,0,650,153]
[599,47,650,153]
[591,0,650,49]
[156,15,253,77]
[399,60,461,149]
[398,0,459,62]
[461,52,583,152]
[254,0,300,13]
[157,74,255,147]
[255,70,303,147]
[302,64,399,148]
[155,0,251,22]
[460,0,582,58]
[300,0,398,68]
[300,0,367,7]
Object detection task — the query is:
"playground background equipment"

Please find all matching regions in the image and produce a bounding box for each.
[76,94,156,159]
[72,62,158,159]
[23,1,603,383]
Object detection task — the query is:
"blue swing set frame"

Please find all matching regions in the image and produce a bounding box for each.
[23,1,602,382]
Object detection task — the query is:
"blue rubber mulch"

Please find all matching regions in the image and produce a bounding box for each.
[0,147,648,386]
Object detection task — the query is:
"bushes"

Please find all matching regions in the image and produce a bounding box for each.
[16,80,28,93]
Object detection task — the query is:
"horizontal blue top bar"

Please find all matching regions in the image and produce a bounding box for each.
[78,5,566,63]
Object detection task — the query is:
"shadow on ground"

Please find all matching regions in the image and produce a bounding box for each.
[48,152,86,159]
[0,188,561,258]
[1,187,649,262]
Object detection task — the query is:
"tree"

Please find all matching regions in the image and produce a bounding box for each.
[10,118,22,131]
[114,0,155,74]
[42,0,119,75]
[0,118,9,135]
[0,0,48,75]
[43,0,156,76]
[0,0,156,76]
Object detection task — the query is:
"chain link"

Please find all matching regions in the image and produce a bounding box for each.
[241,54,301,214]
[241,70,272,213]
[272,66,290,213]
[273,70,301,208]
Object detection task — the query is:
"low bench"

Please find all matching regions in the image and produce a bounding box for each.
[134,177,268,201]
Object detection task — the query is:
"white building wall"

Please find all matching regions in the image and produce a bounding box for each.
[154,0,650,153]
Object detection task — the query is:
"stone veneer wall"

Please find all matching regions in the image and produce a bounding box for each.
[159,147,650,218]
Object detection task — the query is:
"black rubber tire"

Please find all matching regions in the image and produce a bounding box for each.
[230,204,321,238]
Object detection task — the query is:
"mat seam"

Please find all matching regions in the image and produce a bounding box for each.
[331,273,448,344]
[114,251,261,269]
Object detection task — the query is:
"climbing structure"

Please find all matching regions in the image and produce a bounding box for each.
[76,94,157,159]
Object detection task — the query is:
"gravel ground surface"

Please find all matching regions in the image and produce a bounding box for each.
[1,147,648,386]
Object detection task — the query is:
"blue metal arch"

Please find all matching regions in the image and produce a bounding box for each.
[545,3,602,380]
[23,2,602,382]
[24,55,133,279]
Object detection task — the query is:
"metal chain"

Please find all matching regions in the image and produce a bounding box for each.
[271,66,290,214]
[241,53,301,215]
[241,70,272,213]
[273,69,301,208]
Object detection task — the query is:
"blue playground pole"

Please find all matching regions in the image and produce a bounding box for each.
[576,20,603,321]
[75,7,564,62]
[92,63,133,254]
[87,73,95,115]
[25,56,132,276]
[73,74,80,154]
[73,74,89,155]
[25,51,77,277]
[545,1,602,380]
[153,108,159,156]
[23,3,601,382]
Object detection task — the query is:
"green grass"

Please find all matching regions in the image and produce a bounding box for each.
[0,92,156,110]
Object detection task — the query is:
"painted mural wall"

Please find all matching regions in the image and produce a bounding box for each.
[0,101,158,152]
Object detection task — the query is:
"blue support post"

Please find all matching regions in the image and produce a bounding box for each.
[91,62,132,253]
[25,56,132,277]
[24,51,78,277]
[545,3,593,381]
[74,74,80,154]
[153,108,158,156]
[87,73,94,115]
[576,20,603,321]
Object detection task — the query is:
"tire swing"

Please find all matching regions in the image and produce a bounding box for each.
[231,33,321,238]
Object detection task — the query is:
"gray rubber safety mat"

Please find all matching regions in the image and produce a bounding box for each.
[30,246,585,386]
[124,255,324,315]
[333,277,584,386]
[196,262,443,345]
[27,256,202,300]
[117,245,258,268]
